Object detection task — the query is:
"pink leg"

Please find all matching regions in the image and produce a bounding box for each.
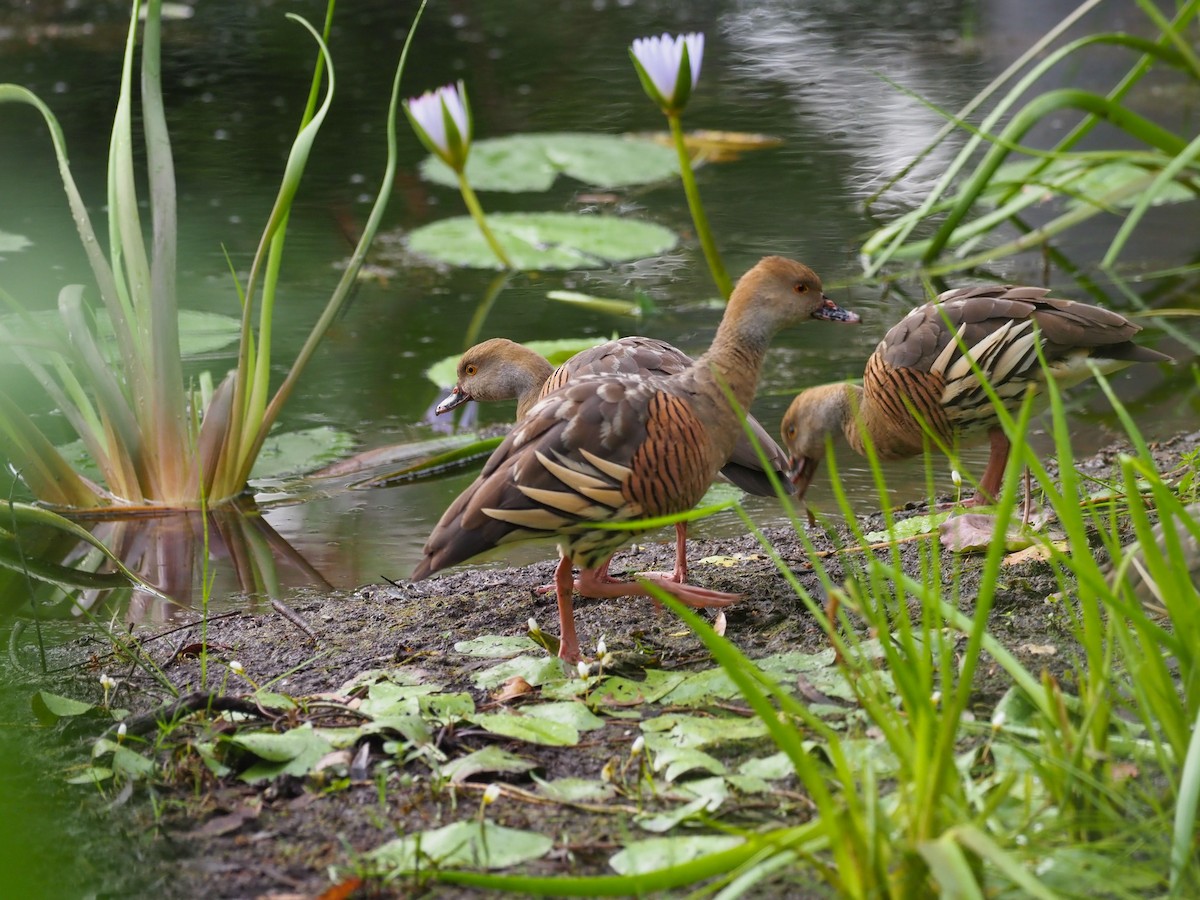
[672,523,688,583]
[970,428,1010,506]
[536,558,616,597]
[576,564,742,609]
[554,555,581,664]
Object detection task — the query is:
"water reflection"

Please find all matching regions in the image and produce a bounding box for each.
[3,499,331,625]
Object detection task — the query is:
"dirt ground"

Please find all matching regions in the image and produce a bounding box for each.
[9,430,1199,899]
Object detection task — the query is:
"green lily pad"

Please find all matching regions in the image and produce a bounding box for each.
[369,820,553,872]
[532,775,615,802]
[250,425,356,480]
[406,212,678,271]
[31,691,97,725]
[519,701,605,733]
[425,337,608,389]
[419,133,679,192]
[0,308,241,364]
[473,655,568,690]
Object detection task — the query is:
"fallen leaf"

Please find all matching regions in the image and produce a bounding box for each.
[939,514,1033,553]
[712,611,727,636]
[493,676,535,704]
[1017,643,1057,656]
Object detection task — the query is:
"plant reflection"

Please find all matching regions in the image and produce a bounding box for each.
[2,498,331,625]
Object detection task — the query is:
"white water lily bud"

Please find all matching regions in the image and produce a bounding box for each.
[405,81,472,172]
[482,783,502,805]
[99,674,116,690]
[630,32,704,114]
[951,469,962,488]
[596,637,607,656]
[991,710,1006,731]
[116,722,127,743]
[229,661,245,676]
[577,661,592,679]
[527,618,540,633]
[630,736,645,757]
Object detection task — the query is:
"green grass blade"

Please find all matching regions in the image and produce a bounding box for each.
[1170,705,1200,894]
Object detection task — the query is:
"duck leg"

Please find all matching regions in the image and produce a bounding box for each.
[965,428,1010,507]
[553,555,582,663]
[575,564,743,609]
[538,522,691,597]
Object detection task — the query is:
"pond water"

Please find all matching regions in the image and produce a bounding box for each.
[0,0,1197,617]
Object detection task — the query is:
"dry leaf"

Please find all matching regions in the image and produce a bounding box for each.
[1018,643,1057,656]
[492,675,535,703]
[940,513,1033,553]
[712,611,727,636]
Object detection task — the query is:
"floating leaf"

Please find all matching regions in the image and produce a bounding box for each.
[419,133,679,192]
[250,425,356,480]
[419,692,475,723]
[650,746,728,781]
[641,713,770,750]
[472,712,579,747]
[609,835,744,875]
[443,746,538,784]
[546,290,647,318]
[0,308,240,364]
[369,820,553,872]
[31,691,98,725]
[406,212,678,271]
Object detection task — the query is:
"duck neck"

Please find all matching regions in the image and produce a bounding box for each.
[839,384,871,455]
[699,306,778,411]
[512,355,555,419]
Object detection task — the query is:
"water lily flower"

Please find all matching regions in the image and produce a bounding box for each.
[482,783,502,805]
[630,32,704,114]
[405,80,472,172]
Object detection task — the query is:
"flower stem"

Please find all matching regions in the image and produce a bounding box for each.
[668,112,731,298]
[457,171,514,269]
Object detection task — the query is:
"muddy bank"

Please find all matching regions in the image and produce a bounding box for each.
[9,431,1198,899]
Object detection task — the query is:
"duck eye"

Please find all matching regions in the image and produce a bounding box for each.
[465,364,478,376]
[786,425,796,438]
[793,282,809,294]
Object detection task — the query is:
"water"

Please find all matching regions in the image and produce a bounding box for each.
[0,0,1196,612]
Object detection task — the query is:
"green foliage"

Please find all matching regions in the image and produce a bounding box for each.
[406,212,679,270]
[418,132,679,192]
[0,0,427,509]
[862,1,1200,277]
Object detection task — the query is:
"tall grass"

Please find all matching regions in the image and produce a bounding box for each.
[429,361,1199,896]
[0,0,427,510]
[861,0,1200,281]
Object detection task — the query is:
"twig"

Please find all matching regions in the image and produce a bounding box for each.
[271,598,319,643]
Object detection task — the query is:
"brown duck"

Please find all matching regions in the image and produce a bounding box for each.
[780,285,1170,505]
[434,335,797,587]
[411,256,861,662]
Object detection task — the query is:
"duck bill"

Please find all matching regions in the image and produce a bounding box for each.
[786,455,820,500]
[812,295,861,324]
[434,387,471,415]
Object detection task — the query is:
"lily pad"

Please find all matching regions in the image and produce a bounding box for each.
[419,133,679,192]
[230,724,335,782]
[250,426,356,480]
[0,308,241,364]
[31,691,97,725]
[406,212,678,271]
